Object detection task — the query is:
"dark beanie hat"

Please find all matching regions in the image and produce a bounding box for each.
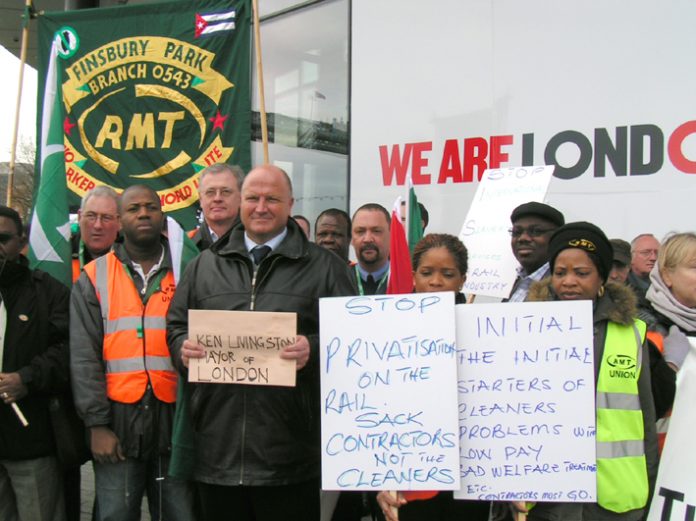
[510,202,565,227]
[610,239,631,266]
[548,222,613,282]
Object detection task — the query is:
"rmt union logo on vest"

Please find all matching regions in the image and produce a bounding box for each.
[61,34,236,213]
[606,354,637,379]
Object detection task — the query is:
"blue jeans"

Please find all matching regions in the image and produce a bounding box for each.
[94,455,193,521]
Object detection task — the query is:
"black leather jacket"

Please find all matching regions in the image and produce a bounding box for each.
[167,219,356,486]
[0,260,70,460]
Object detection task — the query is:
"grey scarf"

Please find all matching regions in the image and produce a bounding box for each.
[646,265,696,332]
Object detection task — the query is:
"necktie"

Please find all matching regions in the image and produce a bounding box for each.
[365,274,377,294]
[251,245,272,265]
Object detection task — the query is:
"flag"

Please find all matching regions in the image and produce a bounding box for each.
[28,38,72,288]
[166,216,199,284]
[387,197,413,294]
[407,180,423,255]
[165,216,199,480]
[38,0,251,230]
[195,9,236,38]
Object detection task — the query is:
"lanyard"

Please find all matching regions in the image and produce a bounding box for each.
[354,264,389,295]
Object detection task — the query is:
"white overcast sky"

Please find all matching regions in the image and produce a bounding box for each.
[1,45,37,164]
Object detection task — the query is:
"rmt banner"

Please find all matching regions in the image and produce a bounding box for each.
[37,0,251,228]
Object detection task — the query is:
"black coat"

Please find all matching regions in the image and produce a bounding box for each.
[167,219,357,486]
[0,261,70,460]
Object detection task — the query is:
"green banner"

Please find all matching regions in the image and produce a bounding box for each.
[37,0,251,228]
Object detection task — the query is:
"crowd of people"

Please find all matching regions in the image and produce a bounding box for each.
[0,161,692,521]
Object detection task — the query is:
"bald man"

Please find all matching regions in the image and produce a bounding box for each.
[168,165,356,521]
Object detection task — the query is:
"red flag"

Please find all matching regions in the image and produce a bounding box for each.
[387,198,413,294]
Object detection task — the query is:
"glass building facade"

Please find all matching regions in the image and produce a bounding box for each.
[252,0,349,234]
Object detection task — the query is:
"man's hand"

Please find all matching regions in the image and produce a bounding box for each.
[180,339,206,368]
[280,335,310,370]
[90,426,125,464]
[0,372,28,404]
[376,491,406,521]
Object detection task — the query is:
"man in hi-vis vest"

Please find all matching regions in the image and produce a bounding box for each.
[70,185,193,521]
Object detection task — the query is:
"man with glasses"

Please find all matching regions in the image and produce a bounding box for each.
[192,163,244,251]
[628,233,660,309]
[505,201,565,302]
[73,186,120,282]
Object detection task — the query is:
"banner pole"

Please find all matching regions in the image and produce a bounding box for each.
[7,0,34,206]
[252,0,270,164]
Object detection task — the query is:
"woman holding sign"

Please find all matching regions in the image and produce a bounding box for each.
[376,234,490,520]
[522,222,658,521]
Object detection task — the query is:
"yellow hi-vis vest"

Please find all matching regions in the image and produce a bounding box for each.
[84,252,177,404]
[596,319,648,513]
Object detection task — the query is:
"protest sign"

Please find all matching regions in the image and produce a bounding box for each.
[320,292,460,491]
[188,309,296,386]
[454,301,596,503]
[458,166,554,299]
[648,338,696,520]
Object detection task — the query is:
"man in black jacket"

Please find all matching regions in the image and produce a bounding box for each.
[168,164,356,521]
[0,205,70,521]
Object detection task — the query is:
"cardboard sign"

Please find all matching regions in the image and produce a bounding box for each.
[454,301,596,503]
[320,292,461,491]
[458,166,554,299]
[188,309,297,386]
[648,338,696,520]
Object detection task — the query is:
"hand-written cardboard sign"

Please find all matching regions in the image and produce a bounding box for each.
[458,166,554,299]
[648,338,696,520]
[188,310,297,387]
[320,292,461,491]
[454,301,596,503]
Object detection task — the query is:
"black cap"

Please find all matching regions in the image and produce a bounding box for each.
[548,222,613,282]
[510,202,565,227]
[610,239,631,266]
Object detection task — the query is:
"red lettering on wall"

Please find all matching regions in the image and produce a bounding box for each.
[379,144,412,186]
[668,120,696,174]
[438,139,463,183]
[490,135,513,168]
[379,142,432,185]
[411,142,432,184]
[464,137,488,182]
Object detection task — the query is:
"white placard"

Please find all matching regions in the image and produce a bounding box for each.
[648,338,696,520]
[454,301,596,503]
[459,165,554,299]
[320,292,460,491]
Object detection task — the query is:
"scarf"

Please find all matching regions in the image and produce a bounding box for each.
[646,265,696,332]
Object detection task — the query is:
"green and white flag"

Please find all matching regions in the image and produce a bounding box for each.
[37,0,251,229]
[28,37,72,287]
[407,180,423,255]
[166,216,199,284]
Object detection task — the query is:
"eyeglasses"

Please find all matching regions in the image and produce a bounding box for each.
[82,212,117,224]
[508,226,556,238]
[203,188,235,198]
[635,249,658,258]
[0,233,18,244]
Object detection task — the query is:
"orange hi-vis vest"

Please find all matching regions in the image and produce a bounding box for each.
[84,252,177,404]
[72,257,81,283]
[646,330,670,454]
